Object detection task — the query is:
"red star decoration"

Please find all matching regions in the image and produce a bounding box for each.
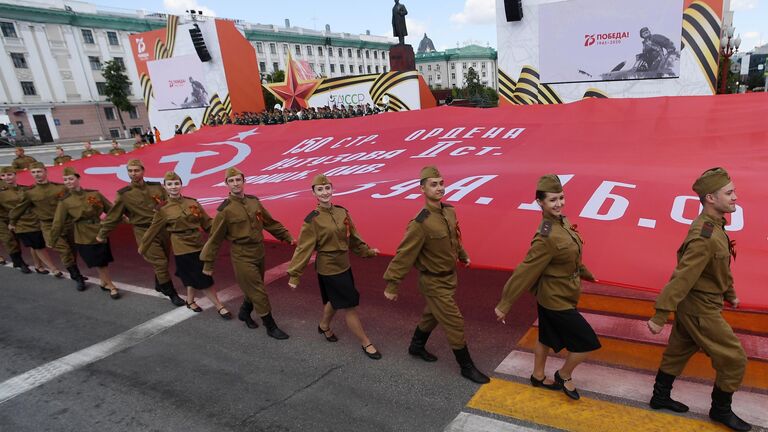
[266,55,320,110]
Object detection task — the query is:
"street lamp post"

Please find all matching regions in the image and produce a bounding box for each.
[718,24,741,94]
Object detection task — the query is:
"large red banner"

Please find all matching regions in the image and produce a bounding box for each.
[29,93,768,310]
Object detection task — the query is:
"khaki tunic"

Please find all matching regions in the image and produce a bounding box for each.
[139,196,211,256]
[200,194,293,316]
[0,181,30,254]
[12,155,37,171]
[9,181,76,266]
[287,204,375,286]
[53,155,73,166]
[81,149,101,158]
[51,189,112,245]
[382,203,469,349]
[496,215,594,313]
[109,148,126,156]
[651,213,746,392]
[99,181,172,283]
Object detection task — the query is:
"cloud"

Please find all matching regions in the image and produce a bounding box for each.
[742,31,761,39]
[450,0,496,25]
[730,0,759,11]
[406,17,428,40]
[163,0,216,16]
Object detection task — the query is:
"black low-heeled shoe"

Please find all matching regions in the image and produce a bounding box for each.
[318,326,338,342]
[34,268,50,275]
[530,374,562,390]
[52,271,64,278]
[362,344,382,360]
[186,302,203,313]
[555,370,580,400]
[218,307,232,320]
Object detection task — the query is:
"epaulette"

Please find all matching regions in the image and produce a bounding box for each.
[49,181,63,185]
[244,194,259,200]
[84,188,97,192]
[145,181,161,186]
[58,191,70,200]
[304,210,320,223]
[217,199,231,211]
[333,204,347,211]
[441,202,454,208]
[117,185,131,194]
[700,222,714,239]
[414,208,430,223]
[537,220,553,237]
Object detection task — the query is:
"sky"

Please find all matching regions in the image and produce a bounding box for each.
[97,0,766,52]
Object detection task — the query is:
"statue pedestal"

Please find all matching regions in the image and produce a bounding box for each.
[389,44,416,71]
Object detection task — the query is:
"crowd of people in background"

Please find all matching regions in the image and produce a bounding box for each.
[223,104,383,127]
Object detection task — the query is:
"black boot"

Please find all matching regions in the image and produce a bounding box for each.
[66,265,87,291]
[408,326,438,362]
[649,370,689,412]
[10,252,31,274]
[261,313,288,340]
[238,300,258,329]
[452,346,490,384]
[709,386,752,431]
[157,280,185,307]
[153,277,162,292]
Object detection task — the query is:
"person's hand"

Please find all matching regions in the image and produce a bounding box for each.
[462,259,471,268]
[495,307,507,324]
[288,282,297,290]
[289,239,297,246]
[371,248,380,256]
[202,269,213,276]
[647,319,663,335]
[728,298,740,309]
[384,291,398,301]
[95,235,105,243]
[8,224,15,232]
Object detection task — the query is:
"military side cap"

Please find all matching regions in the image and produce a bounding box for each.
[62,167,80,177]
[163,171,182,183]
[0,166,14,174]
[692,167,731,196]
[225,167,244,180]
[56,146,64,151]
[312,174,331,186]
[420,166,441,180]
[536,175,563,193]
[126,159,144,169]
[29,161,45,170]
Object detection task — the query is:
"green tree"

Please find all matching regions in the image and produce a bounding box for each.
[465,67,483,97]
[262,70,286,110]
[101,59,132,138]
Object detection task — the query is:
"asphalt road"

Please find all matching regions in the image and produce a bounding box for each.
[0,228,536,432]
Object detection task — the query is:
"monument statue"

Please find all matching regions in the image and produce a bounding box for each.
[392,0,408,45]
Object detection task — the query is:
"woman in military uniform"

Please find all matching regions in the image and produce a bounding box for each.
[140,172,231,318]
[287,175,381,359]
[495,175,600,400]
[50,167,119,299]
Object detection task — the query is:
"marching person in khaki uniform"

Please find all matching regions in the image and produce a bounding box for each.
[140,172,230,318]
[647,168,750,432]
[12,147,37,172]
[97,159,185,306]
[81,141,101,159]
[53,146,73,166]
[287,174,382,359]
[383,166,489,384]
[9,162,87,289]
[108,140,126,156]
[51,167,120,299]
[200,167,294,339]
[133,134,145,150]
[495,175,600,400]
[1,166,60,275]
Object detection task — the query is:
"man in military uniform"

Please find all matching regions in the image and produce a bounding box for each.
[81,141,101,159]
[96,159,184,306]
[383,166,489,384]
[133,134,145,150]
[647,168,750,432]
[12,147,37,172]
[53,146,72,166]
[9,162,87,290]
[108,140,126,156]
[200,167,295,339]
[0,167,31,273]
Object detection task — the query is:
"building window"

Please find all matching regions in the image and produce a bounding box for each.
[11,53,27,69]
[340,64,345,74]
[437,74,441,80]
[482,62,487,69]
[419,66,423,72]
[451,73,456,80]
[128,106,139,119]
[259,61,265,71]
[20,81,36,96]
[320,63,325,74]
[482,71,487,78]
[356,49,361,58]
[113,57,125,69]
[367,65,371,73]
[96,82,107,95]
[70,119,84,125]
[256,42,263,53]
[89,56,102,70]
[375,65,379,73]
[347,48,352,58]
[129,126,142,136]
[462,62,467,68]
[428,65,432,71]
[283,43,288,54]
[436,64,440,71]
[107,31,119,46]
[269,43,276,54]
[109,128,121,138]
[374,51,378,59]
[383,66,387,72]
[358,65,363,73]
[451,63,455,70]
[338,48,343,57]
[330,64,336,73]
[1,21,18,38]
[318,46,323,56]
[273,62,279,72]
[365,50,370,59]
[81,29,95,44]
[104,107,116,120]
[306,46,313,56]
[295,44,301,55]
[328,47,333,57]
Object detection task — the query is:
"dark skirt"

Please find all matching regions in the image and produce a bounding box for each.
[16,231,45,250]
[318,268,359,309]
[537,303,601,353]
[76,241,114,268]
[174,251,214,289]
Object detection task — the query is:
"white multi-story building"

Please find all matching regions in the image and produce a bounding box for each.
[0,0,393,144]
[415,35,497,90]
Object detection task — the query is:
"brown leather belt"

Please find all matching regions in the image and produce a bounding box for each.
[420,269,455,277]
